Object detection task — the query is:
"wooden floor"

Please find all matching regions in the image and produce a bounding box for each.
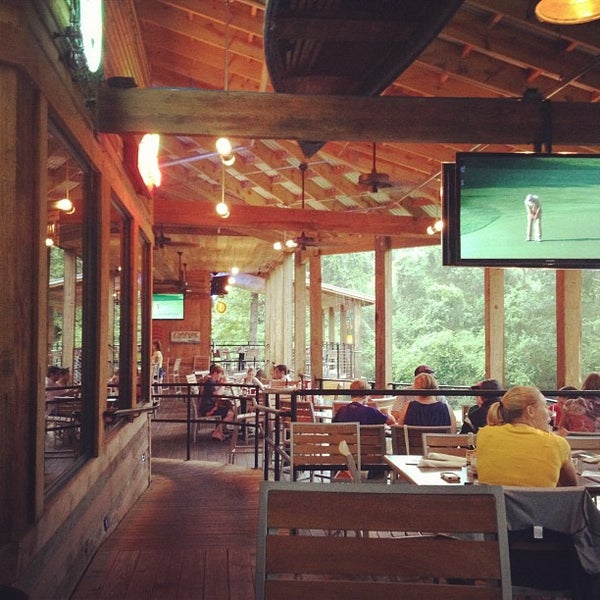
[71,403,263,599]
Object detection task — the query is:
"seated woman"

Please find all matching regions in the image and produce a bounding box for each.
[559,372,600,433]
[477,386,577,487]
[333,379,396,425]
[395,372,456,431]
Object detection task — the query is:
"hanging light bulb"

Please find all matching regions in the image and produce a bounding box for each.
[426,219,444,235]
[273,241,283,251]
[215,201,230,218]
[216,162,230,218]
[216,137,235,166]
[231,266,239,276]
[285,238,298,249]
[51,198,75,214]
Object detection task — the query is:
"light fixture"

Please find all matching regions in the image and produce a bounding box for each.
[231,266,239,276]
[50,198,75,214]
[215,161,230,218]
[138,133,161,190]
[426,219,444,235]
[215,137,235,166]
[535,0,600,24]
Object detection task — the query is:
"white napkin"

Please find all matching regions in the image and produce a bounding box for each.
[418,453,466,468]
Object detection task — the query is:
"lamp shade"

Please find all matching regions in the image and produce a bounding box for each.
[535,0,600,24]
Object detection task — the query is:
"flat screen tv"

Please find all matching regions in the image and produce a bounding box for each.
[152,292,185,320]
[443,152,600,269]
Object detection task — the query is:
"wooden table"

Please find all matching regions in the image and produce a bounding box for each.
[384,454,468,485]
[385,453,600,496]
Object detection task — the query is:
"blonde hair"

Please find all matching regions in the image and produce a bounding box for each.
[413,372,438,397]
[487,385,542,426]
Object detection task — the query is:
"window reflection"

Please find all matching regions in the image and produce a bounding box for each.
[107,201,127,413]
[45,126,88,491]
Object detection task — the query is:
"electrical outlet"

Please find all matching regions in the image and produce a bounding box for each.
[141,452,146,462]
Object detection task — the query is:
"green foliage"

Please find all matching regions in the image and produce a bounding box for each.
[211,287,264,344]
[214,247,600,392]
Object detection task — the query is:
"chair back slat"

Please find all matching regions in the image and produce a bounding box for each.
[423,433,472,457]
[565,435,600,452]
[256,482,512,599]
[291,422,360,480]
[391,425,452,454]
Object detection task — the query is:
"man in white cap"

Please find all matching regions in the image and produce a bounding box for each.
[524,193,542,242]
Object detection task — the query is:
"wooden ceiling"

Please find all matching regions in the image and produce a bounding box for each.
[100,0,600,284]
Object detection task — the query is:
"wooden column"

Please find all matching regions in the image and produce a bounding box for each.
[328,306,335,343]
[309,251,323,384]
[484,268,505,384]
[339,303,348,346]
[375,236,392,387]
[352,302,362,377]
[293,252,306,377]
[264,255,294,369]
[556,270,582,387]
[0,65,46,539]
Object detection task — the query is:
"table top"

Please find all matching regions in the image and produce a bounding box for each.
[384,454,468,485]
[384,453,600,493]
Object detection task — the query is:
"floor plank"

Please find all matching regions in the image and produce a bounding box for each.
[71,459,262,599]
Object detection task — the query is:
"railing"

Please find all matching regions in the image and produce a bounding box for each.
[150,382,262,464]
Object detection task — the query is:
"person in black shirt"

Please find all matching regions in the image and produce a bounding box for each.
[461,379,503,434]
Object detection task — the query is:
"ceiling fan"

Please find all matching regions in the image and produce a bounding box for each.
[288,163,320,251]
[154,225,197,249]
[154,251,190,292]
[358,142,393,193]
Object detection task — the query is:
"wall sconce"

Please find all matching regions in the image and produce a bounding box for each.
[426,219,444,235]
[215,137,235,166]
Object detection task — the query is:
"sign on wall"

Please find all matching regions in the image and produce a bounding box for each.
[170,331,201,344]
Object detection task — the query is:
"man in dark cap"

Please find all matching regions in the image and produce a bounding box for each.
[414,365,435,376]
[460,379,504,434]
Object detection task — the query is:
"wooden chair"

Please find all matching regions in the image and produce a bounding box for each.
[256,481,512,599]
[359,424,390,480]
[391,424,452,455]
[423,432,472,457]
[565,435,600,452]
[290,422,360,482]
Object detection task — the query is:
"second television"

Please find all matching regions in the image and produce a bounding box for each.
[443,152,600,269]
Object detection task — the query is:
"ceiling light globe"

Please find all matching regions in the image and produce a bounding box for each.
[216,137,233,156]
[286,239,298,248]
[215,201,230,218]
[45,237,54,247]
[54,198,74,213]
[273,241,283,251]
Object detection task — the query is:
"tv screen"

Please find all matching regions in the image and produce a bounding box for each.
[152,292,185,320]
[444,152,600,269]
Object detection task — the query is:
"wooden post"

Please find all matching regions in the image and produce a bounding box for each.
[309,251,323,384]
[556,270,582,387]
[484,268,505,384]
[293,252,306,378]
[375,237,392,387]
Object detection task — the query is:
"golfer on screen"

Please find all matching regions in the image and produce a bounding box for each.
[524,193,542,242]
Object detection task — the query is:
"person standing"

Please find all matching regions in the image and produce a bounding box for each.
[151,340,164,383]
[524,193,542,242]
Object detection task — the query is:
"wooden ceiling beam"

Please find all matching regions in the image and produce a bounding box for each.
[97,89,600,145]
[153,200,431,236]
